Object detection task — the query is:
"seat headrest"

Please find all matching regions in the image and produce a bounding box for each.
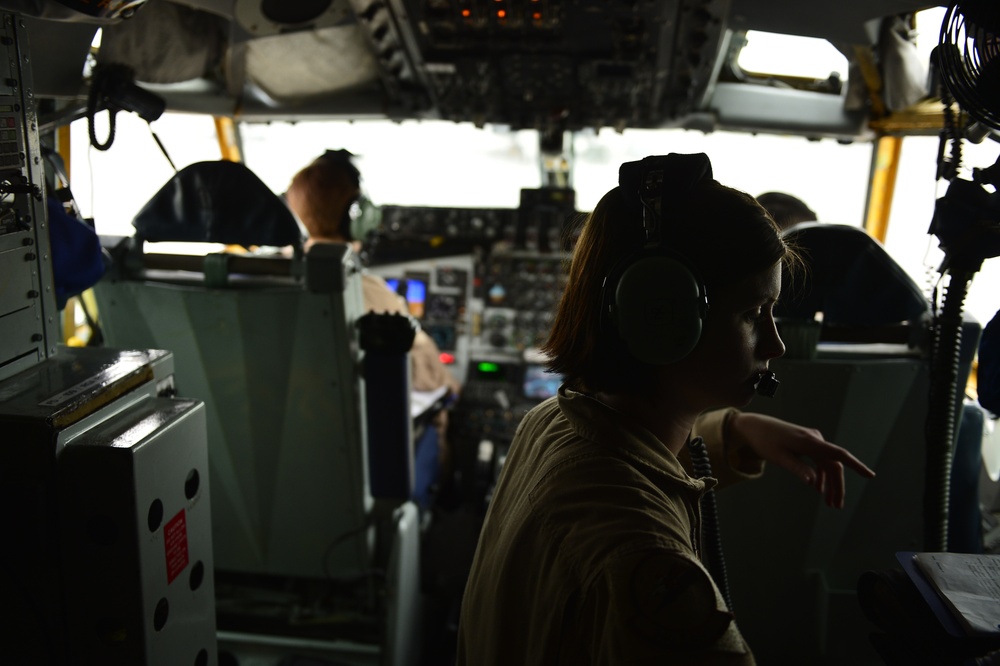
[778,222,929,326]
[132,160,302,247]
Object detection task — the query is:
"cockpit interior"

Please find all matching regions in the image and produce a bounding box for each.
[0,0,999,665]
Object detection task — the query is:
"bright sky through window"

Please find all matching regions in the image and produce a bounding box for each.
[738,8,947,82]
[737,31,847,79]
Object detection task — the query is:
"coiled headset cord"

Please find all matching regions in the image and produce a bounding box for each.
[688,435,734,613]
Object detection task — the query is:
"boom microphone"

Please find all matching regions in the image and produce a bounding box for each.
[756,371,779,397]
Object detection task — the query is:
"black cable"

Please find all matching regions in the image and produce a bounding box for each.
[923,271,971,552]
[87,63,166,152]
[688,435,734,612]
[86,69,117,151]
[149,128,178,173]
[938,87,963,182]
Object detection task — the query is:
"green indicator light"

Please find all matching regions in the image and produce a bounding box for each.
[478,362,500,373]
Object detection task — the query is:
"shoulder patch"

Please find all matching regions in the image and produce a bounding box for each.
[625,551,734,647]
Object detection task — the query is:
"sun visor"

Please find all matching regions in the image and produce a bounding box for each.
[98,2,226,84]
[244,25,381,102]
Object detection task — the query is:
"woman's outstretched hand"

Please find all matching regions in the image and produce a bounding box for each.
[728,411,876,508]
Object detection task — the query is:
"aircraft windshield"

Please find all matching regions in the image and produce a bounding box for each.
[68,112,999,326]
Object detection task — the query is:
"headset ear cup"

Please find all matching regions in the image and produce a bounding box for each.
[351,193,381,242]
[612,254,706,365]
[339,195,358,241]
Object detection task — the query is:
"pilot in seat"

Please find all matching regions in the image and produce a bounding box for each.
[285,150,462,507]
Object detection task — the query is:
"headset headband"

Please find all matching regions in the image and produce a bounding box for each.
[316,148,361,190]
[618,153,713,244]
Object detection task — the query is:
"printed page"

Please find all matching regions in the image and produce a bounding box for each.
[411,385,449,418]
[913,552,1000,636]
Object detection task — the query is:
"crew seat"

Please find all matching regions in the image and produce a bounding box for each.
[777,221,930,328]
[92,160,422,666]
[716,220,984,665]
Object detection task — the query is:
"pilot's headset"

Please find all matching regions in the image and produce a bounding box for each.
[602,153,713,365]
[314,149,362,238]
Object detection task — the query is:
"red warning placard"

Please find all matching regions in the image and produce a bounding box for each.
[164,509,189,584]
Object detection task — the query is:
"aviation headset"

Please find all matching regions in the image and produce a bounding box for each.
[602,153,713,365]
[315,148,363,241]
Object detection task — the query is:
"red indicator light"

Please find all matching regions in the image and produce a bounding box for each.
[439,352,456,365]
[497,9,506,18]
[533,11,541,19]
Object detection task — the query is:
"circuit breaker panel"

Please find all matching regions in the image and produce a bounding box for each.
[0,11,56,383]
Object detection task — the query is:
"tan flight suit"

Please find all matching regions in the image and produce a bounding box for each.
[457,388,764,665]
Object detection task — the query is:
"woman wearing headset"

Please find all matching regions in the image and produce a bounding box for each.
[456,154,875,665]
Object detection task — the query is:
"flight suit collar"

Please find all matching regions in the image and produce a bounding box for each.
[556,386,716,495]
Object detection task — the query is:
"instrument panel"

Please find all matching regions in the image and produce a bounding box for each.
[370,190,577,506]
[373,188,577,368]
[393,0,729,131]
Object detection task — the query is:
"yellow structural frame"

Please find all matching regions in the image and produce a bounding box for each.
[55,124,84,343]
[865,134,902,243]
[864,99,949,242]
[214,116,243,162]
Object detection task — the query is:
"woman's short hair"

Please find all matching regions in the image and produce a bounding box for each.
[542,177,796,395]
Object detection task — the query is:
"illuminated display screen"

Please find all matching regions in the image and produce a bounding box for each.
[385,277,427,318]
[522,364,561,400]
